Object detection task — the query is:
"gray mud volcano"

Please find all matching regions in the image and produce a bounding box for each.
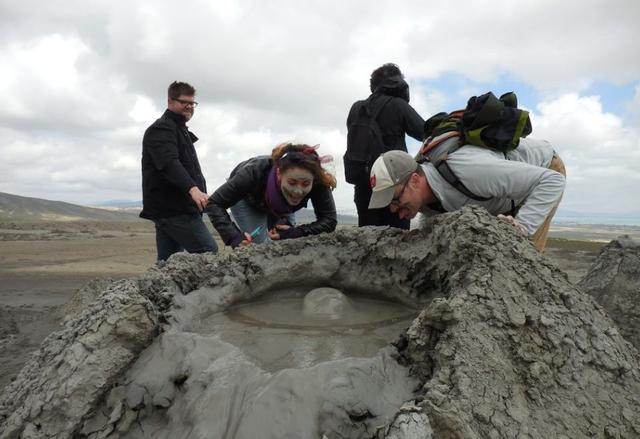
[1,206,639,439]
[579,235,640,350]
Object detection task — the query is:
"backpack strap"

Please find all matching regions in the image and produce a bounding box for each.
[426,137,492,202]
[367,95,393,124]
[432,156,491,202]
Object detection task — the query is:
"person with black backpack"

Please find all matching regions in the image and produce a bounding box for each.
[344,63,424,229]
[367,137,566,253]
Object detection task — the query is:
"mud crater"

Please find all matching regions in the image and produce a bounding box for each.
[193,286,419,371]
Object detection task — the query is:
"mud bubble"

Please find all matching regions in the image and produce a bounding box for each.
[192,285,418,371]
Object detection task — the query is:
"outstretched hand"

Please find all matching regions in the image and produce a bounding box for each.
[497,214,528,236]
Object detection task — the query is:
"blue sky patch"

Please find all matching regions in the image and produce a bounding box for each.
[585,80,637,124]
[418,72,539,111]
[419,73,637,124]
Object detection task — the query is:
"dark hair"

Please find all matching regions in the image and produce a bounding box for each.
[168,81,196,99]
[370,63,403,93]
[271,143,337,189]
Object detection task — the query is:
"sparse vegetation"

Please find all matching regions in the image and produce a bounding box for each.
[546,238,606,253]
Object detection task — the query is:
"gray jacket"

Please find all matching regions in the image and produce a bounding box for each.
[420,138,565,234]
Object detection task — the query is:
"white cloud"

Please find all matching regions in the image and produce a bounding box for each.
[0,34,88,119]
[0,0,638,219]
[532,93,640,215]
[129,95,159,124]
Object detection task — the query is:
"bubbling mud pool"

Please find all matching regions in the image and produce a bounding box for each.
[97,286,424,438]
[192,287,418,371]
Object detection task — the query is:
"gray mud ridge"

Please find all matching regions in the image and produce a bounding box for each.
[1,206,639,438]
[579,235,640,350]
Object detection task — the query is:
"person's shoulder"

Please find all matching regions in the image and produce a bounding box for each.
[348,98,368,115]
[231,156,272,177]
[146,111,176,132]
[247,155,272,168]
[350,97,368,108]
[143,116,170,142]
[387,96,413,109]
[375,95,412,115]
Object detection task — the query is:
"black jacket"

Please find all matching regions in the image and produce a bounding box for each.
[206,156,337,245]
[140,110,206,219]
[347,76,424,154]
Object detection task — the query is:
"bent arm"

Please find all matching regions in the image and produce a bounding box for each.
[462,157,566,235]
[514,169,565,234]
[206,166,258,245]
[402,102,425,141]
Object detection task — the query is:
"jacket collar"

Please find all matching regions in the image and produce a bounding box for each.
[164,108,187,126]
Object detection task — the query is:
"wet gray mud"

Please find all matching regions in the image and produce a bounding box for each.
[1,206,640,439]
[194,287,417,371]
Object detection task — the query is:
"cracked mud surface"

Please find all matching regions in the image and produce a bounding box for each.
[1,207,639,438]
[579,235,640,350]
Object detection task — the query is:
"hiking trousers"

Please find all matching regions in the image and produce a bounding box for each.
[531,153,566,252]
[152,213,218,261]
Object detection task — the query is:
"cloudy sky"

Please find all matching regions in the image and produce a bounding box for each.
[1,0,639,219]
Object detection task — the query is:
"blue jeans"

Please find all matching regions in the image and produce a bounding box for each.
[230,199,295,244]
[152,213,218,261]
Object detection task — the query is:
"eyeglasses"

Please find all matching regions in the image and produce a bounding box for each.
[172,98,199,107]
[389,180,409,209]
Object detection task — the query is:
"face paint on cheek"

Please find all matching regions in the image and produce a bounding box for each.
[281,182,312,204]
[279,168,314,205]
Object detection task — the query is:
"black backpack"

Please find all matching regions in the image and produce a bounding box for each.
[417,91,532,204]
[343,96,393,185]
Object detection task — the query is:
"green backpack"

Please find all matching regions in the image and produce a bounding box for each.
[417,91,532,203]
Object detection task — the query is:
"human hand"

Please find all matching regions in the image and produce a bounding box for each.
[267,224,289,240]
[189,186,209,212]
[497,214,528,236]
[230,232,253,248]
[268,224,303,240]
[239,232,253,246]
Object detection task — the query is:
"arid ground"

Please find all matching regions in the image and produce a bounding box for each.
[0,219,637,391]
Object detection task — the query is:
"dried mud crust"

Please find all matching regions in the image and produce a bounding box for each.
[397,209,640,438]
[579,235,640,350]
[1,206,639,439]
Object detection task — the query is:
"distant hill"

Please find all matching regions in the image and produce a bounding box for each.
[93,200,142,208]
[0,192,139,221]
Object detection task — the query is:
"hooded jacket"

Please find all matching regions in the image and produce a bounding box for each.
[206,156,337,245]
[347,76,424,156]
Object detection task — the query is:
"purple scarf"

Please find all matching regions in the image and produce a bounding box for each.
[264,167,294,215]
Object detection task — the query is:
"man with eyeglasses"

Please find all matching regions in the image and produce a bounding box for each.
[140,81,218,261]
[367,141,566,252]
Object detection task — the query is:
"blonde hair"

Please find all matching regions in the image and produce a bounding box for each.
[271,143,337,189]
